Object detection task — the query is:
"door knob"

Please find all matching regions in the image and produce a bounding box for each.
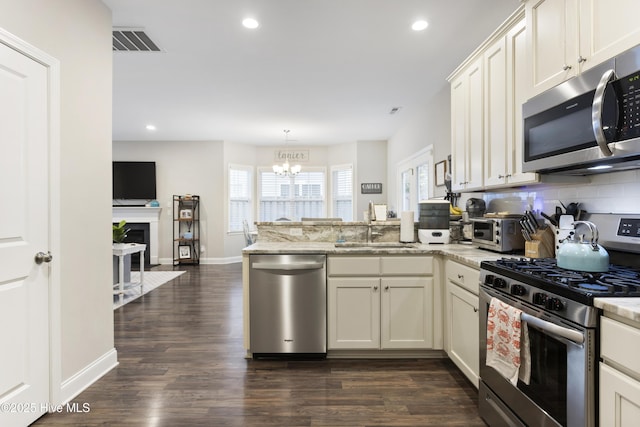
[35,251,53,264]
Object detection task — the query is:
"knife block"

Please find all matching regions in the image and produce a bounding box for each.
[525,227,555,258]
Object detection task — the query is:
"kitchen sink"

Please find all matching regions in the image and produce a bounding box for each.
[334,242,417,248]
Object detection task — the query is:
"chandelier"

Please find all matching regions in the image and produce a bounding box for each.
[273,129,301,177]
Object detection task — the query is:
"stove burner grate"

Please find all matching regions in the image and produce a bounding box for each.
[487,257,640,298]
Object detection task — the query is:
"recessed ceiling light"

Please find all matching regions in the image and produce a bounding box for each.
[146,124,156,131]
[242,18,259,29]
[412,20,428,31]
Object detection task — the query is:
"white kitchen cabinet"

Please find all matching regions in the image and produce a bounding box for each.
[484,16,539,188]
[328,277,380,349]
[327,255,435,350]
[527,0,640,97]
[381,277,434,349]
[444,260,480,388]
[451,7,538,192]
[600,316,640,426]
[450,57,484,192]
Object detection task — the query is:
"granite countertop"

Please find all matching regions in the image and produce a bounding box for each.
[595,298,640,323]
[243,241,503,268]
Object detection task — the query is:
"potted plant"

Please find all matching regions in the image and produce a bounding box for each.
[112,220,130,244]
[112,220,131,284]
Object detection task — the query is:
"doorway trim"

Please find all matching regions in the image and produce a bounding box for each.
[0,27,62,406]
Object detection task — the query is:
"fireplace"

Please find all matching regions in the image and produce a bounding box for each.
[115,222,151,267]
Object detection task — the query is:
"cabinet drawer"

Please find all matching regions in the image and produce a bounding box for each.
[445,260,480,295]
[328,256,380,276]
[601,317,640,377]
[380,256,432,276]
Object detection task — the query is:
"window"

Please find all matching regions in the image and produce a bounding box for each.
[258,168,326,221]
[228,165,253,232]
[396,147,434,219]
[331,165,353,221]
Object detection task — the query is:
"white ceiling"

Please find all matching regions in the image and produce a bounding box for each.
[105,0,521,145]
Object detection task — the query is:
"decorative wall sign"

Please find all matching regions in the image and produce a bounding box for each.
[361,183,383,194]
[274,149,309,163]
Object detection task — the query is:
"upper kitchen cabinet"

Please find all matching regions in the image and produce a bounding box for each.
[450,57,484,192]
[484,16,538,188]
[450,6,537,191]
[527,0,640,97]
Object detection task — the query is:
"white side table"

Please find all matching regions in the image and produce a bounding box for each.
[112,243,146,306]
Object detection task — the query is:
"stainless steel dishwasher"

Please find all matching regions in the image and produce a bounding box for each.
[249,254,326,358]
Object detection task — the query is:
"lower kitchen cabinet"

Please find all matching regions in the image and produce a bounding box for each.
[600,316,640,426]
[444,259,480,387]
[327,255,435,350]
[328,277,380,349]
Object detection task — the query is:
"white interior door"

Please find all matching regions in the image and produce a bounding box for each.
[0,40,51,426]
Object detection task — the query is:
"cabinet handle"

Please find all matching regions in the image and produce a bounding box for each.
[457,274,464,280]
[473,307,478,313]
[385,285,390,291]
[578,55,586,63]
[563,64,572,71]
[373,286,378,291]
[498,174,504,179]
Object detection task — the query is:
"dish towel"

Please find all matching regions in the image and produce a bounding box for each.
[486,297,531,386]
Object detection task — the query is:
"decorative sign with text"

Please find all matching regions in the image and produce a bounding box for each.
[274,150,309,163]
[361,183,383,194]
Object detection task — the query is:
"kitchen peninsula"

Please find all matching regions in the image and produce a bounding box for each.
[242,219,502,386]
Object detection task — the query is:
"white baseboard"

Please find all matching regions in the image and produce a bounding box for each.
[59,348,118,405]
[159,257,241,265]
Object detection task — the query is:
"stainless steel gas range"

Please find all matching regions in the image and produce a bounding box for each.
[478,213,640,427]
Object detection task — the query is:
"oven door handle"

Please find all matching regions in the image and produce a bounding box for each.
[521,313,584,345]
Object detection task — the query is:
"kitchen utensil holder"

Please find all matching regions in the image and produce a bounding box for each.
[525,227,555,258]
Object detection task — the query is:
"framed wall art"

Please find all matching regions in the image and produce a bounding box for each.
[178,245,191,259]
[435,160,447,187]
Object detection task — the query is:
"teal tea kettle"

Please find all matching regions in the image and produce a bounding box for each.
[556,220,609,272]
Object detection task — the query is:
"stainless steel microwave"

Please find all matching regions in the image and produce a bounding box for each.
[522,44,640,175]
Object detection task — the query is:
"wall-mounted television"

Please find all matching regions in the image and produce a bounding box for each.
[112,161,157,200]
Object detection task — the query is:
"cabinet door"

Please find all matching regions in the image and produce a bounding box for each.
[451,57,483,191]
[450,74,467,192]
[467,58,484,190]
[483,36,509,188]
[527,0,579,95]
[506,18,539,185]
[600,363,640,426]
[380,277,433,349]
[445,282,480,388]
[328,277,380,349]
[579,0,640,72]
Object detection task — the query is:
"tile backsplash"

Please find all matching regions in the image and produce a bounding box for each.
[459,168,640,217]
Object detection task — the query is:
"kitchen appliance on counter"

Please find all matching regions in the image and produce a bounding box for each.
[478,213,640,427]
[523,43,640,175]
[418,200,450,244]
[471,215,525,253]
[462,198,486,241]
[249,254,327,358]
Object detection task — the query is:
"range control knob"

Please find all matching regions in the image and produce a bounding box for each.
[533,292,547,306]
[545,297,564,311]
[510,284,527,296]
[484,274,495,286]
[493,277,507,289]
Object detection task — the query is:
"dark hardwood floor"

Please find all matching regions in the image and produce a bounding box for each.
[34,263,485,426]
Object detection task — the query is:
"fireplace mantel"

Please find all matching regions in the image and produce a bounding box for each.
[113,207,162,265]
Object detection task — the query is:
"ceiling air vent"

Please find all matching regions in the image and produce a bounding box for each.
[113,28,161,52]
